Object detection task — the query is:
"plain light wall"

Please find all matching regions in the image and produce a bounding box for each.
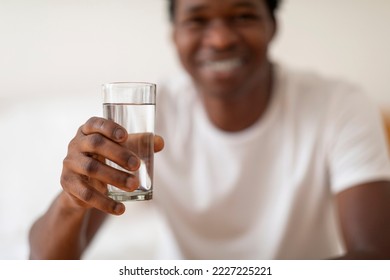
[1,0,390,105]
[1,0,390,259]
[271,0,390,108]
[0,0,177,98]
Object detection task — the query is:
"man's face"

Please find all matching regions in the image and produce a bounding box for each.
[172,0,276,98]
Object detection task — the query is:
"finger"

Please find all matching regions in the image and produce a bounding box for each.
[87,176,108,195]
[61,173,126,215]
[81,117,128,143]
[63,154,139,192]
[124,133,154,160]
[77,133,140,172]
[124,133,165,155]
[81,118,164,153]
[154,135,164,153]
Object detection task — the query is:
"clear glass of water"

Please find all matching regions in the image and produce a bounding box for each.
[102,82,156,201]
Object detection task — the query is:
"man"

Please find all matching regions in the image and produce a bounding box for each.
[29,0,390,259]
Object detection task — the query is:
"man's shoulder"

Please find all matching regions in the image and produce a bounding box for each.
[276,63,368,105]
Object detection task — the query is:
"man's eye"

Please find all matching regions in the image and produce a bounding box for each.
[234,13,259,22]
[184,17,207,27]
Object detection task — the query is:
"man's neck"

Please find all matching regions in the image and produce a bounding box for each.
[199,63,274,132]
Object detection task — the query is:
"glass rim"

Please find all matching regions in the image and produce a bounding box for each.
[102,82,156,104]
[102,82,156,88]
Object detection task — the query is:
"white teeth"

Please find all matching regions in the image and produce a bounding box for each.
[204,58,242,73]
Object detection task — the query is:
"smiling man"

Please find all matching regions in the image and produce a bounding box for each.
[172,0,275,132]
[29,0,390,260]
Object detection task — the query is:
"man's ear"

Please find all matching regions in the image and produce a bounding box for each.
[171,27,177,45]
[268,19,278,43]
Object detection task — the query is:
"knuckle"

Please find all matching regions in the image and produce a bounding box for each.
[92,117,105,129]
[60,173,71,189]
[88,134,105,148]
[83,157,100,174]
[62,157,69,168]
[67,139,74,150]
[67,135,83,155]
[78,187,94,203]
[83,119,93,131]
[67,137,77,150]
[62,156,73,169]
[84,117,104,131]
[116,173,129,188]
[62,152,82,171]
[87,116,100,125]
[105,167,129,189]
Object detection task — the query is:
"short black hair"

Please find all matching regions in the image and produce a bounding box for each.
[167,0,282,22]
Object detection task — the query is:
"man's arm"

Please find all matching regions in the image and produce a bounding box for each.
[28,117,164,259]
[335,180,390,259]
[28,191,107,260]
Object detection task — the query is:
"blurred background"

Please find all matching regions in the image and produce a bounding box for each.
[1,0,389,259]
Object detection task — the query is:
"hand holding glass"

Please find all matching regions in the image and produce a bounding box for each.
[103,82,156,201]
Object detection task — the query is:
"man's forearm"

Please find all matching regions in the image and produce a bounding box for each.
[332,250,390,260]
[29,192,96,259]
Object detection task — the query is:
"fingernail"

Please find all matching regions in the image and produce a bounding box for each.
[114,128,125,140]
[128,156,140,170]
[126,177,139,191]
[114,203,125,215]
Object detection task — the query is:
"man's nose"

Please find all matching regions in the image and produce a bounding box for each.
[203,20,239,50]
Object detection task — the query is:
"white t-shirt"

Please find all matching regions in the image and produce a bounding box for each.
[151,64,390,259]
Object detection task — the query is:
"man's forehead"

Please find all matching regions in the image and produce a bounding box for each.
[176,0,263,11]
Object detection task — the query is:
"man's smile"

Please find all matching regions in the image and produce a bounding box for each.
[200,57,244,75]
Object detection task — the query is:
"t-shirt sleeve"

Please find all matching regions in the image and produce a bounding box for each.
[327,86,390,193]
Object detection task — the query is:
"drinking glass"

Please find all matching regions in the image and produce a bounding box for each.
[102,82,156,201]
